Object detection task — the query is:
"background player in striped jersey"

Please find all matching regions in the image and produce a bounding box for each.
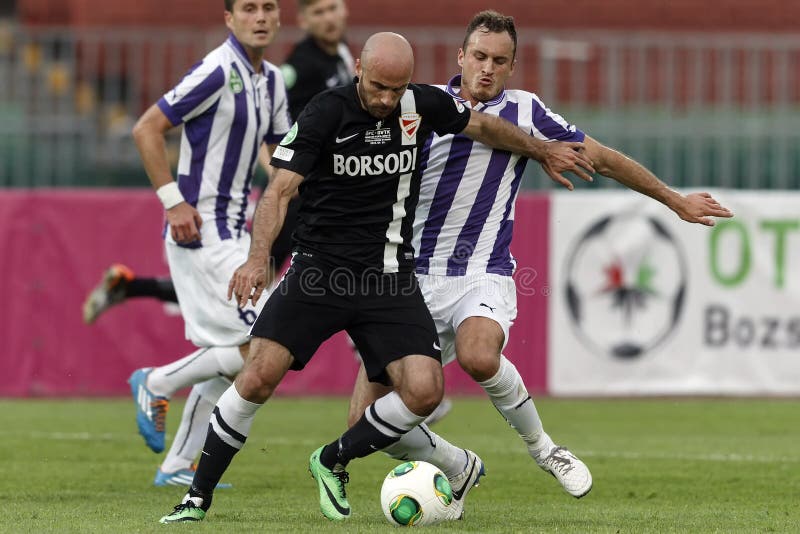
[159,31,595,524]
[82,0,353,329]
[80,0,354,329]
[346,10,733,506]
[81,0,354,331]
[124,0,291,486]
[82,0,354,330]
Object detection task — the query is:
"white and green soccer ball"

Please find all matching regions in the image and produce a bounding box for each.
[380,461,454,526]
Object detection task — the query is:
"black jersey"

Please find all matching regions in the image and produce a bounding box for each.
[271,80,471,274]
[280,37,353,121]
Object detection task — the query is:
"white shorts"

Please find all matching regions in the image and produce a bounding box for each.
[165,235,268,347]
[417,272,517,366]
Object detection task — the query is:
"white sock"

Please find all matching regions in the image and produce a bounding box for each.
[211,383,261,450]
[382,424,468,479]
[478,355,555,459]
[160,377,231,473]
[147,346,243,397]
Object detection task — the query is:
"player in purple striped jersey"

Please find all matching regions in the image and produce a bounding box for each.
[125,0,291,486]
[347,10,733,506]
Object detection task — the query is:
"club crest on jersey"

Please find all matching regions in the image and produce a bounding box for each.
[229,69,244,94]
[399,112,421,141]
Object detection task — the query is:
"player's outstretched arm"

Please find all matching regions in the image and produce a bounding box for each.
[461,110,595,189]
[583,135,734,225]
[228,167,303,308]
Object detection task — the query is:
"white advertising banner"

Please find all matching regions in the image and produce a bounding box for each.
[549,190,800,395]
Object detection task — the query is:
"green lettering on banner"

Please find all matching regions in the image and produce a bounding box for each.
[760,219,800,289]
[710,220,750,287]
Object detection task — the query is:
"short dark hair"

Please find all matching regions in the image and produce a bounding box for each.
[226,0,280,11]
[462,10,517,58]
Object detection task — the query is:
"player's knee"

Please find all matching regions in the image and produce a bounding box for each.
[457,350,501,382]
[233,367,276,403]
[400,377,443,416]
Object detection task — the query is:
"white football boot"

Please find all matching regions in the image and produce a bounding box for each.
[536,446,592,498]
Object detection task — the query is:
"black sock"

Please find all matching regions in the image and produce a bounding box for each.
[191,424,242,505]
[126,278,178,303]
[319,411,401,469]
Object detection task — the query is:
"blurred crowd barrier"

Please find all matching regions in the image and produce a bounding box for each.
[2,21,800,188]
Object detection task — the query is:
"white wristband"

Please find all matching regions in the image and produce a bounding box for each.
[156,182,184,210]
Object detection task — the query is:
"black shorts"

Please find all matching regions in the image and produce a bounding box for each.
[250,258,441,385]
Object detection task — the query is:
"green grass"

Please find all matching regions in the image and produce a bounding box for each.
[1,397,798,533]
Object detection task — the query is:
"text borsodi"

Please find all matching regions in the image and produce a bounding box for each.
[333,148,418,176]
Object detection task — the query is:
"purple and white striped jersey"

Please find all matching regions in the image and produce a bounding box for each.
[157,34,291,246]
[413,75,584,277]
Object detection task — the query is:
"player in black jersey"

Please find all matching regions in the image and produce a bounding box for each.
[160,31,594,524]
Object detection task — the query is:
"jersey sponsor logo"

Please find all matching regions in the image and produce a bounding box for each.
[399,112,421,140]
[280,123,298,146]
[273,145,295,161]
[335,132,360,144]
[229,69,244,94]
[332,147,418,176]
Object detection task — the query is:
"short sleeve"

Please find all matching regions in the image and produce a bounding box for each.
[157,56,226,127]
[416,84,471,137]
[270,91,339,177]
[264,67,292,145]
[529,93,584,142]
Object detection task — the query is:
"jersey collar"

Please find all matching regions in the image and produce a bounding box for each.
[226,33,263,75]
[445,74,507,109]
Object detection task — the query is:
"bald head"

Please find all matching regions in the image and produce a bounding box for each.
[355,32,415,119]
[360,32,414,82]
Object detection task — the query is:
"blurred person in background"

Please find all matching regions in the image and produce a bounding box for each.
[344,9,733,509]
[280,0,354,121]
[122,0,291,488]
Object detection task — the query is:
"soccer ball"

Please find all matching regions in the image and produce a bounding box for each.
[380,461,454,526]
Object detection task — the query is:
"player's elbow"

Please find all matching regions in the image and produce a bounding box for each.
[131,116,152,145]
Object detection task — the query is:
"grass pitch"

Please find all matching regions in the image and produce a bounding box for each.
[1,397,798,533]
